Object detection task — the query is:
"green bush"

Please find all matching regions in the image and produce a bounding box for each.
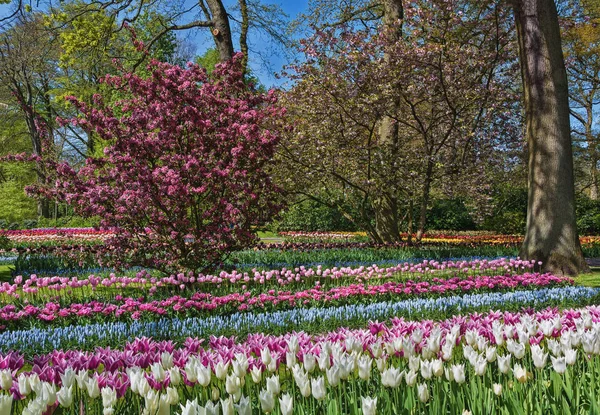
[426,198,476,231]
[481,187,527,234]
[576,195,600,235]
[277,199,358,232]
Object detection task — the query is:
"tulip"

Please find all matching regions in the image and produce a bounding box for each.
[565,348,577,365]
[161,387,178,406]
[225,374,241,395]
[205,401,220,415]
[215,361,229,380]
[86,377,100,399]
[18,374,31,396]
[381,367,403,388]
[358,355,372,380]
[497,354,511,374]
[251,366,262,384]
[0,394,12,414]
[168,367,182,386]
[180,398,201,415]
[266,374,280,396]
[279,393,294,415]
[261,348,272,365]
[304,353,317,373]
[432,359,444,377]
[493,383,503,396]
[417,383,430,402]
[259,389,275,413]
[311,376,327,400]
[361,396,377,415]
[405,370,418,387]
[101,387,117,410]
[221,396,235,415]
[57,385,74,408]
[531,345,548,369]
[235,395,251,415]
[451,364,466,384]
[513,364,528,383]
[551,356,567,374]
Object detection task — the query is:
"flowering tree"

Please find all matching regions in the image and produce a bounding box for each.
[33,54,283,273]
[278,0,521,243]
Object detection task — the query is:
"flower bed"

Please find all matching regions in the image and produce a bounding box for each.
[2,304,600,413]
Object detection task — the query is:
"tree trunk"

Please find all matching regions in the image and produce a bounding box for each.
[512,0,589,275]
[416,160,434,242]
[591,144,599,200]
[204,0,235,62]
[372,0,404,243]
[374,194,400,242]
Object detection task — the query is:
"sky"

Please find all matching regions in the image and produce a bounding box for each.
[0,0,310,87]
[183,0,310,87]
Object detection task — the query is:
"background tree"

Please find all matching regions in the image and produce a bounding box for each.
[277,0,520,243]
[511,0,589,274]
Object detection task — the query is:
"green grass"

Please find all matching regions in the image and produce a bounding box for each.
[574,268,600,287]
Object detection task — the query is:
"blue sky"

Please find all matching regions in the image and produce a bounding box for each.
[185,0,310,87]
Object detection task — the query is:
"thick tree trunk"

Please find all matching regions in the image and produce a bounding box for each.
[374,194,400,242]
[372,0,404,243]
[512,0,589,275]
[205,0,235,62]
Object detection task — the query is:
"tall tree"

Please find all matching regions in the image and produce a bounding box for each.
[511,0,589,274]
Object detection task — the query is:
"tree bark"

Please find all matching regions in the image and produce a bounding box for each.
[372,0,403,243]
[204,0,235,62]
[416,159,434,242]
[512,0,589,275]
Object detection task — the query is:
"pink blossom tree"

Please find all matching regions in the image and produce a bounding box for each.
[32,54,283,273]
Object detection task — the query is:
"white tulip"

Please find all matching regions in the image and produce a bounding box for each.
[432,359,444,377]
[361,396,377,415]
[451,364,465,384]
[493,383,503,396]
[233,354,249,378]
[381,367,403,388]
[405,370,418,387]
[151,362,166,382]
[101,387,117,409]
[358,355,372,380]
[0,394,12,414]
[57,385,74,408]
[168,367,181,386]
[251,366,262,384]
[303,353,317,373]
[551,356,567,374]
[497,354,511,374]
[259,389,275,413]
[279,393,294,415]
[161,352,174,370]
[86,377,100,399]
[261,348,272,365]
[311,376,327,400]
[221,396,235,415]
[531,345,548,369]
[287,336,299,354]
[326,366,341,387]
[215,361,229,380]
[234,395,251,415]
[513,363,528,383]
[417,383,429,402]
[179,398,201,415]
[266,374,280,396]
[565,348,577,365]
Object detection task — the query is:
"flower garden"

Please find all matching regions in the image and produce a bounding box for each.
[0,230,597,414]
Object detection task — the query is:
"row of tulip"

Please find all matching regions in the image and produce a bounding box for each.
[1,258,540,302]
[2,304,600,413]
[1,285,598,355]
[0,273,572,330]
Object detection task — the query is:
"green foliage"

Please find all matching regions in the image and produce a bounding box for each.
[481,186,528,234]
[276,199,358,232]
[576,195,600,235]
[426,199,476,231]
[195,48,221,75]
